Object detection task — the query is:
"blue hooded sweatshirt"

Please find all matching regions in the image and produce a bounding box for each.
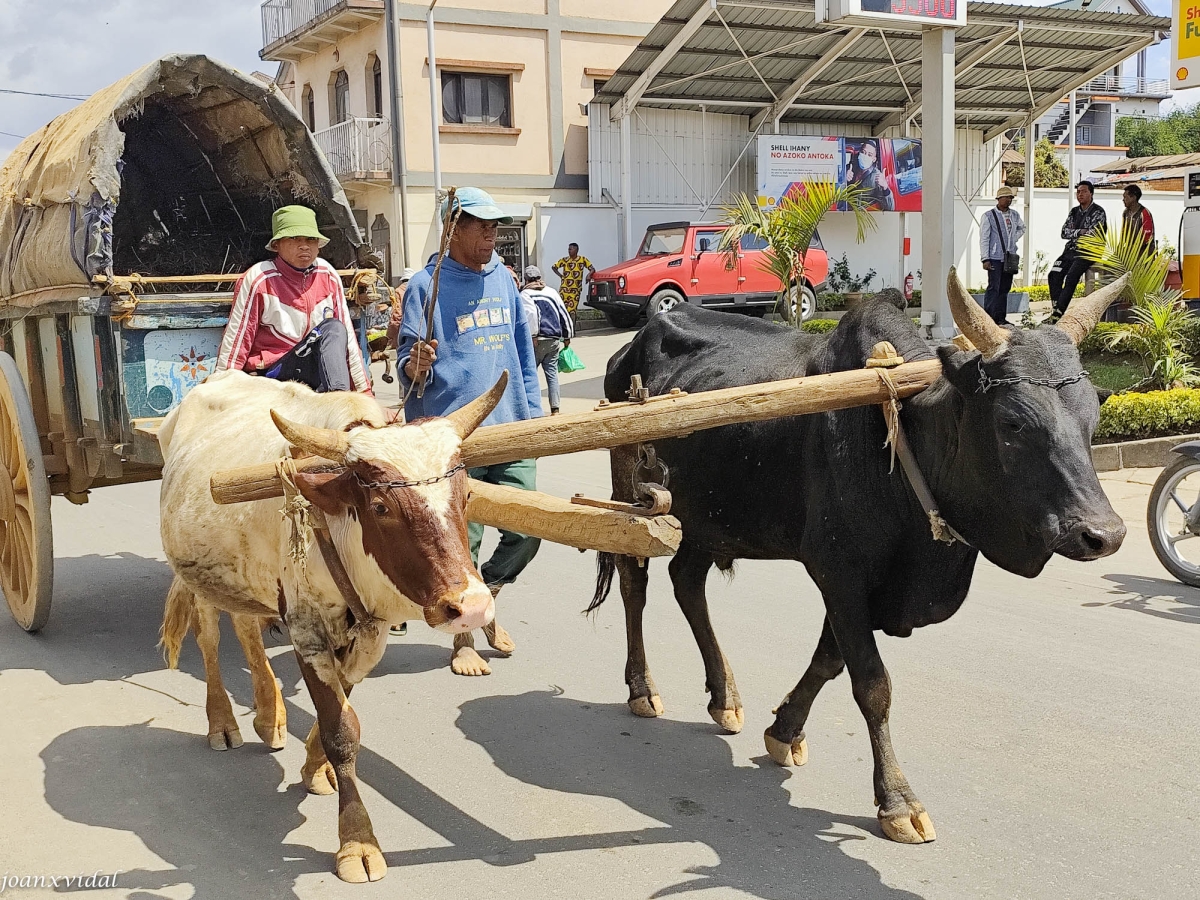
[397,251,543,426]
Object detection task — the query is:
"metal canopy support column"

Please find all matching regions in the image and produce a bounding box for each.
[1067,88,1077,197]
[1023,111,1034,288]
[620,113,633,260]
[921,25,956,340]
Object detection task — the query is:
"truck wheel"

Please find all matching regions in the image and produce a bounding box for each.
[650,289,685,316]
[604,309,641,329]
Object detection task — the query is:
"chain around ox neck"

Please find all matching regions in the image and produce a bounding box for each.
[354,462,466,490]
[976,358,1089,394]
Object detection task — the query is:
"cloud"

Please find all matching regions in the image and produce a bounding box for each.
[0,0,266,157]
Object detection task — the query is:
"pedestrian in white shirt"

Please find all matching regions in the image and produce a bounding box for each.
[980,185,1027,325]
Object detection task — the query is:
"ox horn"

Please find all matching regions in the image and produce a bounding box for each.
[270,410,351,463]
[1057,272,1130,345]
[446,371,509,439]
[947,267,1010,360]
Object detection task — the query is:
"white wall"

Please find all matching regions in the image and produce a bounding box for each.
[537,189,1185,298]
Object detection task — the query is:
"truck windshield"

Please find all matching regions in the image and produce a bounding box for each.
[639,227,687,256]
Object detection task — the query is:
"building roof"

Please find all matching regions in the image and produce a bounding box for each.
[593,1,1170,141]
[1092,152,1200,173]
[1048,0,1155,16]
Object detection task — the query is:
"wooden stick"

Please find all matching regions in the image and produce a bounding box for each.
[466,480,680,557]
[92,269,377,286]
[457,358,943,467]
[207,462,677,556]
[208,359,943,504]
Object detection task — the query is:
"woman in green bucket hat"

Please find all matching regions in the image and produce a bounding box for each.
[215,205,371,394]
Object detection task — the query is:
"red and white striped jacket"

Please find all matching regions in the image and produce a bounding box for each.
[216,257,370,393]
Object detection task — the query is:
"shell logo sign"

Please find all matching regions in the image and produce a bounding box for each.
[1174,0,1200,89]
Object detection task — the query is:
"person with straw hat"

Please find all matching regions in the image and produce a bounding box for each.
[979,185,1026,326]
[216,205,371,393]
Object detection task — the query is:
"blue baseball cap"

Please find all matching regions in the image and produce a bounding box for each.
[441,186,513,225]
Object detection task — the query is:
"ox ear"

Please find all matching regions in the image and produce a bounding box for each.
[446,371,509,439]
[293,471,362,518]
[936,343,978,397]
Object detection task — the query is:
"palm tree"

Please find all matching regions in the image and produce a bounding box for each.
[1077,220,1200,389]
[718,179,876,325]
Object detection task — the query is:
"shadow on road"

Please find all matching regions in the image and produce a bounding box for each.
[456,689,926,900]
[558,374,607,401]
[1091,573,1200,625]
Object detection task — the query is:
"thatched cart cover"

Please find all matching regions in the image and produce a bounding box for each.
[0,54,362,303]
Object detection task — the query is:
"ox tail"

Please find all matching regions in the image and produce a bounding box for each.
[159,577,196,669]
[586,552,618,615]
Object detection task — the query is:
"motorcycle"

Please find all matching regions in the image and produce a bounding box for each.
[1147,441,1200,586]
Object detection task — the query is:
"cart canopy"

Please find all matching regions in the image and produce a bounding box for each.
[0,54,362,300]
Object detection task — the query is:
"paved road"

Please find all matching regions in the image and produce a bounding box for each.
[1,329,1197,900]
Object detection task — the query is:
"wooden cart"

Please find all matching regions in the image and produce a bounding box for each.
[0,276,381,631]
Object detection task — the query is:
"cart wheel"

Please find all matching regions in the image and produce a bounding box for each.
[0,352,53,631]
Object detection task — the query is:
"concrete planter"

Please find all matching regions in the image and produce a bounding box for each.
[969,291,1029,314]
[1091,433,1200,472]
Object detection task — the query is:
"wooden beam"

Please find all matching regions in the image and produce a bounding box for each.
[209,358,944,503]
[466,480,680,557]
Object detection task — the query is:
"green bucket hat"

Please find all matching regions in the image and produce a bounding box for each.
[266,205,330,250]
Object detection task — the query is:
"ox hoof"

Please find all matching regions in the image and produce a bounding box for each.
[879,806,937,844]
[254,719,287,751]
[208,726,244,751]
[483,621,515,656]
[451,646,491,676]
[764,730,808,767]
[336,839,387,883]
[709,706,745,734]
[628,695,664,718]
[302,761,338,795]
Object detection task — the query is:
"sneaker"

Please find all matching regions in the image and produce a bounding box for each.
[550,408,560,416]
[389,622,407,636]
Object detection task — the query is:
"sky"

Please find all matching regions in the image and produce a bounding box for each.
[0,0,1192,162]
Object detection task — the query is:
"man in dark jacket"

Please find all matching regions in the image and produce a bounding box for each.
[1048,181,1107,318]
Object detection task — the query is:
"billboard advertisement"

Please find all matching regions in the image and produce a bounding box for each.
[757,134,923,212]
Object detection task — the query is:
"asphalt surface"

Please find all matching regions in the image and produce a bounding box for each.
[1,328,1197,900]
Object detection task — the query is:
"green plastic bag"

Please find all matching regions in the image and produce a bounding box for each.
[558,345,586,373]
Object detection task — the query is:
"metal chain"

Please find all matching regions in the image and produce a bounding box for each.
[976,359,1089,394]
[632,442,670,495]
[355,463,465,490]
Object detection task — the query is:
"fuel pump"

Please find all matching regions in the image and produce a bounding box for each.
[1180,167,1200,301]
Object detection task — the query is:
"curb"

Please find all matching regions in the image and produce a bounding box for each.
[1092,433,1200,472]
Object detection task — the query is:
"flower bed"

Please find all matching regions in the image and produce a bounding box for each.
[1096,388,1200,443]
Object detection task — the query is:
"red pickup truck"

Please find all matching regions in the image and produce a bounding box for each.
[584,221,829,329]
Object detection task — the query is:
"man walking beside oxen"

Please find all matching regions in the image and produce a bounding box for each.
[397,187,544,676]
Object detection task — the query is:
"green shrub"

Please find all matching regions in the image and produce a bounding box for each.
[1025,284,1085,304]
[1096,388,1200,441]
[802,318,838,334]
[1079,319,1200,359]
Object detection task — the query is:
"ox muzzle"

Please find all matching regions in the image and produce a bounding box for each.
[423,577,495,633]
[1046,514,1126,562]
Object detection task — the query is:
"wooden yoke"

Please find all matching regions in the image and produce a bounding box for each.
[209,359,943,504]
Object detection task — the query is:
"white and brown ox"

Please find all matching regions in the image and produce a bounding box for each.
[158,368,506,883]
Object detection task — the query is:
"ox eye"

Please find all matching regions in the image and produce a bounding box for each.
[1000,417,1024,433]
[372,501,389,517]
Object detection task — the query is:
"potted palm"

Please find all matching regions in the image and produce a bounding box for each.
[718,179,875,326]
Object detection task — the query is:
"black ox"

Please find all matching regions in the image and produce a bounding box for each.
[591,270,1126,844]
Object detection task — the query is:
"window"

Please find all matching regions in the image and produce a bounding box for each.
[371,56,383,118]
[739,234,768,251]
[639,226,687,256]
[1077,125,1091,145]
[693,230,723,253]
[302,84,315,131]
[441,71,511,127]
[370,214,391,281]
[332,70,349,124]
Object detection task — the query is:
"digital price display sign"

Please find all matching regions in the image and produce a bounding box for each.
[818,0,966,30]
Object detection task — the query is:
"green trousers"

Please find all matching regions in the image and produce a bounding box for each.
[468,458,541,587]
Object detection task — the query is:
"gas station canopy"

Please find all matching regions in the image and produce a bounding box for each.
[594,0,1170,141]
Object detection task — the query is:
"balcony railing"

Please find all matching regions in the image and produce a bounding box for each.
[260,0,383,58]
[314,117,392,182]
[1079,75,1170,97]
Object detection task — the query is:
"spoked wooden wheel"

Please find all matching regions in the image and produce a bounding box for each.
[0,352,52,631]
